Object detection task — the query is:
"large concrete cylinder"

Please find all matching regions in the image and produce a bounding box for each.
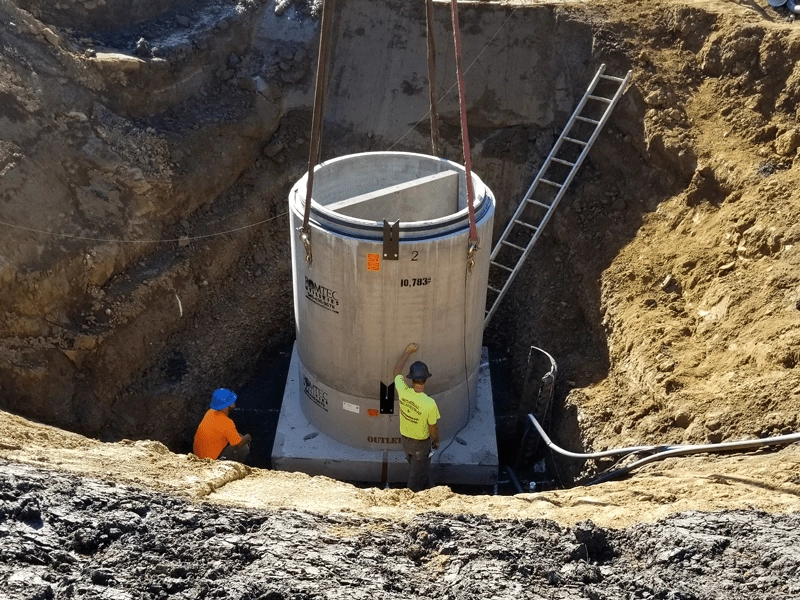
[289,152,494,451]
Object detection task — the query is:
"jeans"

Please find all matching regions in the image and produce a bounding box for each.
[401,435,432,492]
[217,443,250,464]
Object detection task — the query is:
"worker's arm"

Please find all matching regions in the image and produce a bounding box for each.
[392,343,418,378]
[429,423,440,450]
[233,433,251,448]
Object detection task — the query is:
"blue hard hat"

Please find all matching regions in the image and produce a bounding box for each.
[210,388,237,410]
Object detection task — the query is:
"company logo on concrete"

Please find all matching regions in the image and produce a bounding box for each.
[304,276,340,313]
[303,376,329,412]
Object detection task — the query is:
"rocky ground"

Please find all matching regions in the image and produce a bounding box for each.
[2,0,800,597]
[2,459,800,599]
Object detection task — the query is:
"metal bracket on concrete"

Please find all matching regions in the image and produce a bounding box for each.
[379,381,395,414]
[383,220,399,260]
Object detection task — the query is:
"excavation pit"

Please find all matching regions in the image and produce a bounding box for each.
[4,0,800,596]
[0,0,799,500]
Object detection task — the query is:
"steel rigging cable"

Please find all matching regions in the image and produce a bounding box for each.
[449,0,479,249]
[299,0,337,265]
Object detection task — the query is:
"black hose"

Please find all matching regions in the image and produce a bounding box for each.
[587,432,800,485]
[527,414,800,485]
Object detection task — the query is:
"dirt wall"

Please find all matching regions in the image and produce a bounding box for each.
[0,0,292,447]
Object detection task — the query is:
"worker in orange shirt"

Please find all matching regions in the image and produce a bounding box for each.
[193,388,252,463]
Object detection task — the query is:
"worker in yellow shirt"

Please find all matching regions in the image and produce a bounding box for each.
[393,343,441,491]
[193,388,252,463]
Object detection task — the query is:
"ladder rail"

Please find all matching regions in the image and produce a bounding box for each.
[484,220,549,325]
[489,65,609,267]
[517,65,609,206]
[484,65,632,327]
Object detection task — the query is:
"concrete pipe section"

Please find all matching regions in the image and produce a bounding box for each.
[272,152,499,486]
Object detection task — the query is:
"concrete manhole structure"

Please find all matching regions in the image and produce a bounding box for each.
[273,152,499,485]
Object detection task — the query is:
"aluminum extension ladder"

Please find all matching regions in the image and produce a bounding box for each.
[484,64,632,327]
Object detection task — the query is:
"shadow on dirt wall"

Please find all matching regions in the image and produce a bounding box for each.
[483,78,693,478]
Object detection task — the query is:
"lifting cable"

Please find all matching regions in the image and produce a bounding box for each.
[299,0,337,265]
[430,1,480,465]
[448,0,480,267]
[424,0,440,157]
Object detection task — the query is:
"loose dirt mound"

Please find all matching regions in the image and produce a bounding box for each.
[2,409,800,529]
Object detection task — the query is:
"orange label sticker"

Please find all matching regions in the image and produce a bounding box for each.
[367,408,379,417]
[366,253,381,272]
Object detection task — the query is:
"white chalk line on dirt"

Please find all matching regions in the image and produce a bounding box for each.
[0,211,289,244]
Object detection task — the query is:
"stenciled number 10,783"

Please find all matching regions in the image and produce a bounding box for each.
[400,278,431,287]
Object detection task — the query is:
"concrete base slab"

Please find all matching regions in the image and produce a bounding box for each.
[272,343,498,486]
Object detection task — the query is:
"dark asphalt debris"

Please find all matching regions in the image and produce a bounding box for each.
[1,461,799,599]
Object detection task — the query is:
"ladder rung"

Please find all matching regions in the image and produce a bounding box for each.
[514,219,538,230]
[526,199,551,209]
[539,178,563,189]
[490,261,514,273]
[551,158,575,167]
[501,240,525,251]
[485,65,626,329]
